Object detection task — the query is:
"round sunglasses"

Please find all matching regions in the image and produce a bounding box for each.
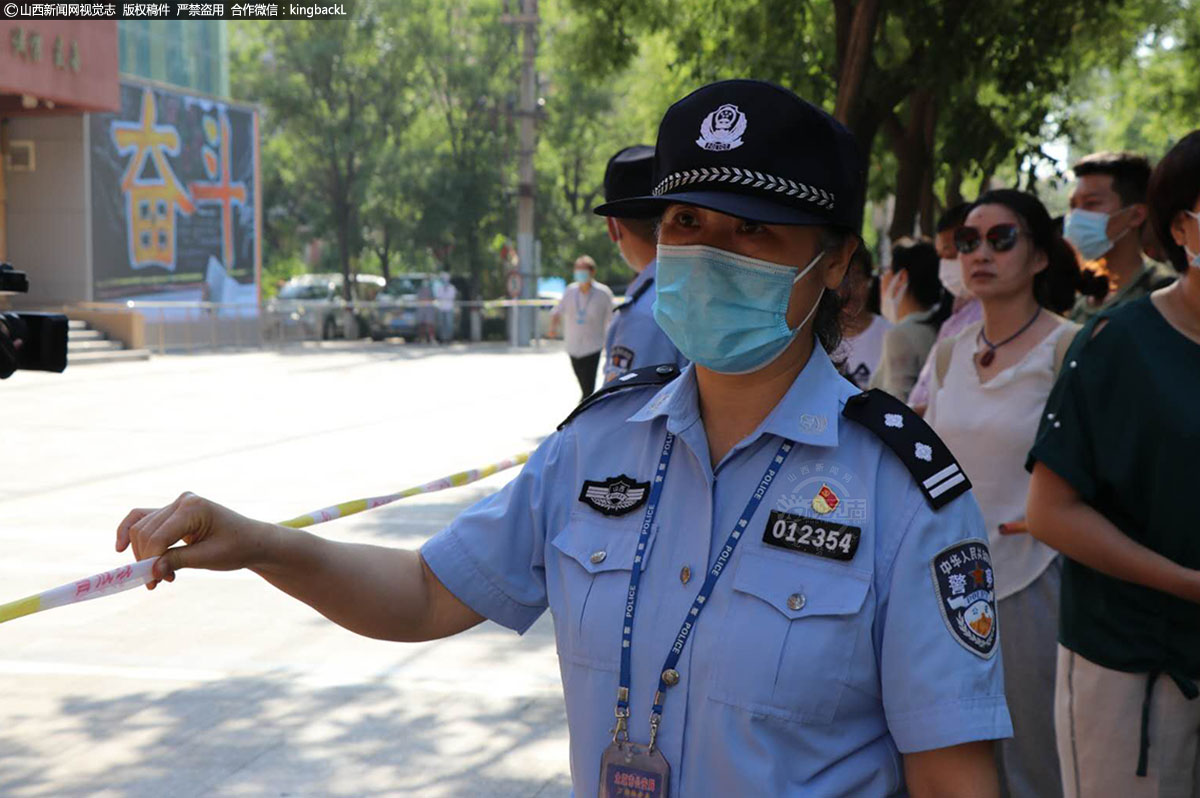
[953,223,1028,254]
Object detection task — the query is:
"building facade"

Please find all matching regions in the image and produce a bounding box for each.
[1,20,258,308]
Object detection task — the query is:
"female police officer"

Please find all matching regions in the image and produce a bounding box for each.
[118,80,1010,797]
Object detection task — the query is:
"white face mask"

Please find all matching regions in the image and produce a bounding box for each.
[1185,210,1200,269]
[880,271,907,323]
[938,258,969,299]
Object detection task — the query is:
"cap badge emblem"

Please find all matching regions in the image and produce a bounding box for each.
[696,104,747,152]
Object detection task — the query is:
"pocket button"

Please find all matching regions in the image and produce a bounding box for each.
[787,593,807,611]
[590,550,608,564]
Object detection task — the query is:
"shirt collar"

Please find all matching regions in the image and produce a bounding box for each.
[626,259,657,295]
[627,343,849,448]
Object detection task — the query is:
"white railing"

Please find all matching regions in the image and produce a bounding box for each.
[73,298,562,354]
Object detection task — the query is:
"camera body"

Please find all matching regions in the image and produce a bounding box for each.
[0,263,68,379]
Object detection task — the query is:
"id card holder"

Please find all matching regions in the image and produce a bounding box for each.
[599,741,670,798]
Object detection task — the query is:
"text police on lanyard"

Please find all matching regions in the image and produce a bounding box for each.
[600,431,795,798]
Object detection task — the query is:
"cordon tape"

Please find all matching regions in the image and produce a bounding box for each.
[0,451,532,626]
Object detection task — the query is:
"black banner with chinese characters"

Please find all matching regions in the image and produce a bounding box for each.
[1,3,351,20]
[89,80,259,303]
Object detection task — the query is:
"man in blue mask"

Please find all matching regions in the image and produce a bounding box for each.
[1065,152,1175,322]
[116,79,1012,798]
[599,145,688,383]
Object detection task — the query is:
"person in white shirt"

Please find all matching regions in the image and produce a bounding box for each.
[434,273,457,343]
[549,256,614,399]
[835,246,891,388]
[925,189,1085,798]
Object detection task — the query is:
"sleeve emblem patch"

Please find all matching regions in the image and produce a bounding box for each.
[610,345,635,374]
[930,540,998,659]
[579,475,651,517]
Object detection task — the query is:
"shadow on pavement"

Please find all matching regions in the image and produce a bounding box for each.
[1,661,570,797]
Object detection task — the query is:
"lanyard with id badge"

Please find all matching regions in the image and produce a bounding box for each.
[599,432,795,798]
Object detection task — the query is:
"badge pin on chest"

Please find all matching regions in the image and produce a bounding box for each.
[811,484,839,515]
[579,475,652,517]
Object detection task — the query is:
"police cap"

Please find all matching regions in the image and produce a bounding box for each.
[603,145,655,205]
[595,79,866,232]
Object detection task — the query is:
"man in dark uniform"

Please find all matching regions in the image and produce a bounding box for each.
[599,145,688,383]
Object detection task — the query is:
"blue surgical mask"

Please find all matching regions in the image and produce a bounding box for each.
[574,269,591,283]
[1064,207,1130,261]
[653,244,826,374]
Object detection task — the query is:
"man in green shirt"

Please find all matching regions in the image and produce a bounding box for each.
[1063,152,1175,323]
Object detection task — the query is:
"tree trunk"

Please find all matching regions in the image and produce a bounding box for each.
[918,97,938,237]
[946,164,964,209]
[887,90,935,241]
[379,227,393,282]
[833,0,881,125]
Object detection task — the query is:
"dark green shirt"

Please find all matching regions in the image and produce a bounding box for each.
[1028,296,1200,678]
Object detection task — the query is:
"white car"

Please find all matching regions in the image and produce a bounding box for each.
[265,273,385,340]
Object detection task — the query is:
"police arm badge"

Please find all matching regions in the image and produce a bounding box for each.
[930,540,998,659]
[579,475,651,517]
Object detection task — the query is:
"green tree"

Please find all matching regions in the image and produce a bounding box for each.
[231,5,421,299]
[562,0,1177,241]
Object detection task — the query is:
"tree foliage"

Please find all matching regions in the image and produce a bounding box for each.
[233,0,1195,297]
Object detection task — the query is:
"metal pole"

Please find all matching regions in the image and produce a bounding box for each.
[505,0,539,347]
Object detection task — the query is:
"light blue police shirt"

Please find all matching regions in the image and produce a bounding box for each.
[422,344,1012,797]
[602,261,688,383]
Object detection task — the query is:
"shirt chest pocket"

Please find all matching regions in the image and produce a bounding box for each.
[549,519,658,672]
[708,550,872,725]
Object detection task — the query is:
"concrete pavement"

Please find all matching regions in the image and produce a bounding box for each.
[0,341,584,797]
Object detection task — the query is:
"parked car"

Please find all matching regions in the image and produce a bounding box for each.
[265,273,385,340]
[369,274,434,341]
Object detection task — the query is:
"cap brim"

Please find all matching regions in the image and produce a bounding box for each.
[594,190,832,226]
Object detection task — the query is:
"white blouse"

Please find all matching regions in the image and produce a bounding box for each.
[837,314,891,390]
[926,319,1075,601]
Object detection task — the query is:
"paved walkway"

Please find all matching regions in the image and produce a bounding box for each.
[0,342,581,797]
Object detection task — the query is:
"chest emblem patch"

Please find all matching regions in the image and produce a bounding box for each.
[931,540,998,659]
[579,475,651,517]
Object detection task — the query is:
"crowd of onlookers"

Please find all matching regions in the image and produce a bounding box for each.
[834,140,1200,798]
[563,135,1200,797]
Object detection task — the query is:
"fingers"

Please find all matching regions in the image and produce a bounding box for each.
[127,493,194,563]
[116,508,154,552]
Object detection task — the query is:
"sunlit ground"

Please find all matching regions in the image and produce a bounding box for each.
[0,341,579,797]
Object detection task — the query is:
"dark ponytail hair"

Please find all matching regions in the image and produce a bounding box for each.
[971,189,1106,314]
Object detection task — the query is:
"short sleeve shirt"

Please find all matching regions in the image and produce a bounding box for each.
[869,309,939,401]
[423,346,1012,797]
[602,261,688,383]
[554,282,614,358]
[1028,296,1200,678]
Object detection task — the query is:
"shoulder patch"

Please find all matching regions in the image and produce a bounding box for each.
[558,363,680,430]
[842,389,971,510]
[930,539,998,659]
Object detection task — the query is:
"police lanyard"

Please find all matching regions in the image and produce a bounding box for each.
[613,432,796,750]
[574,286,592,323]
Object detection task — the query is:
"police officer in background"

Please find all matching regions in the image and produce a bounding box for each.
[600,145,688,382]
[117,80,1010,797]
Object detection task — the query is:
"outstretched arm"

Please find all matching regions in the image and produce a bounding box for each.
[117,493,484,642]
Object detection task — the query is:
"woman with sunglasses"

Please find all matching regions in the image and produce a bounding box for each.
[925,189,1100,798]
[1026,131,1200,798]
